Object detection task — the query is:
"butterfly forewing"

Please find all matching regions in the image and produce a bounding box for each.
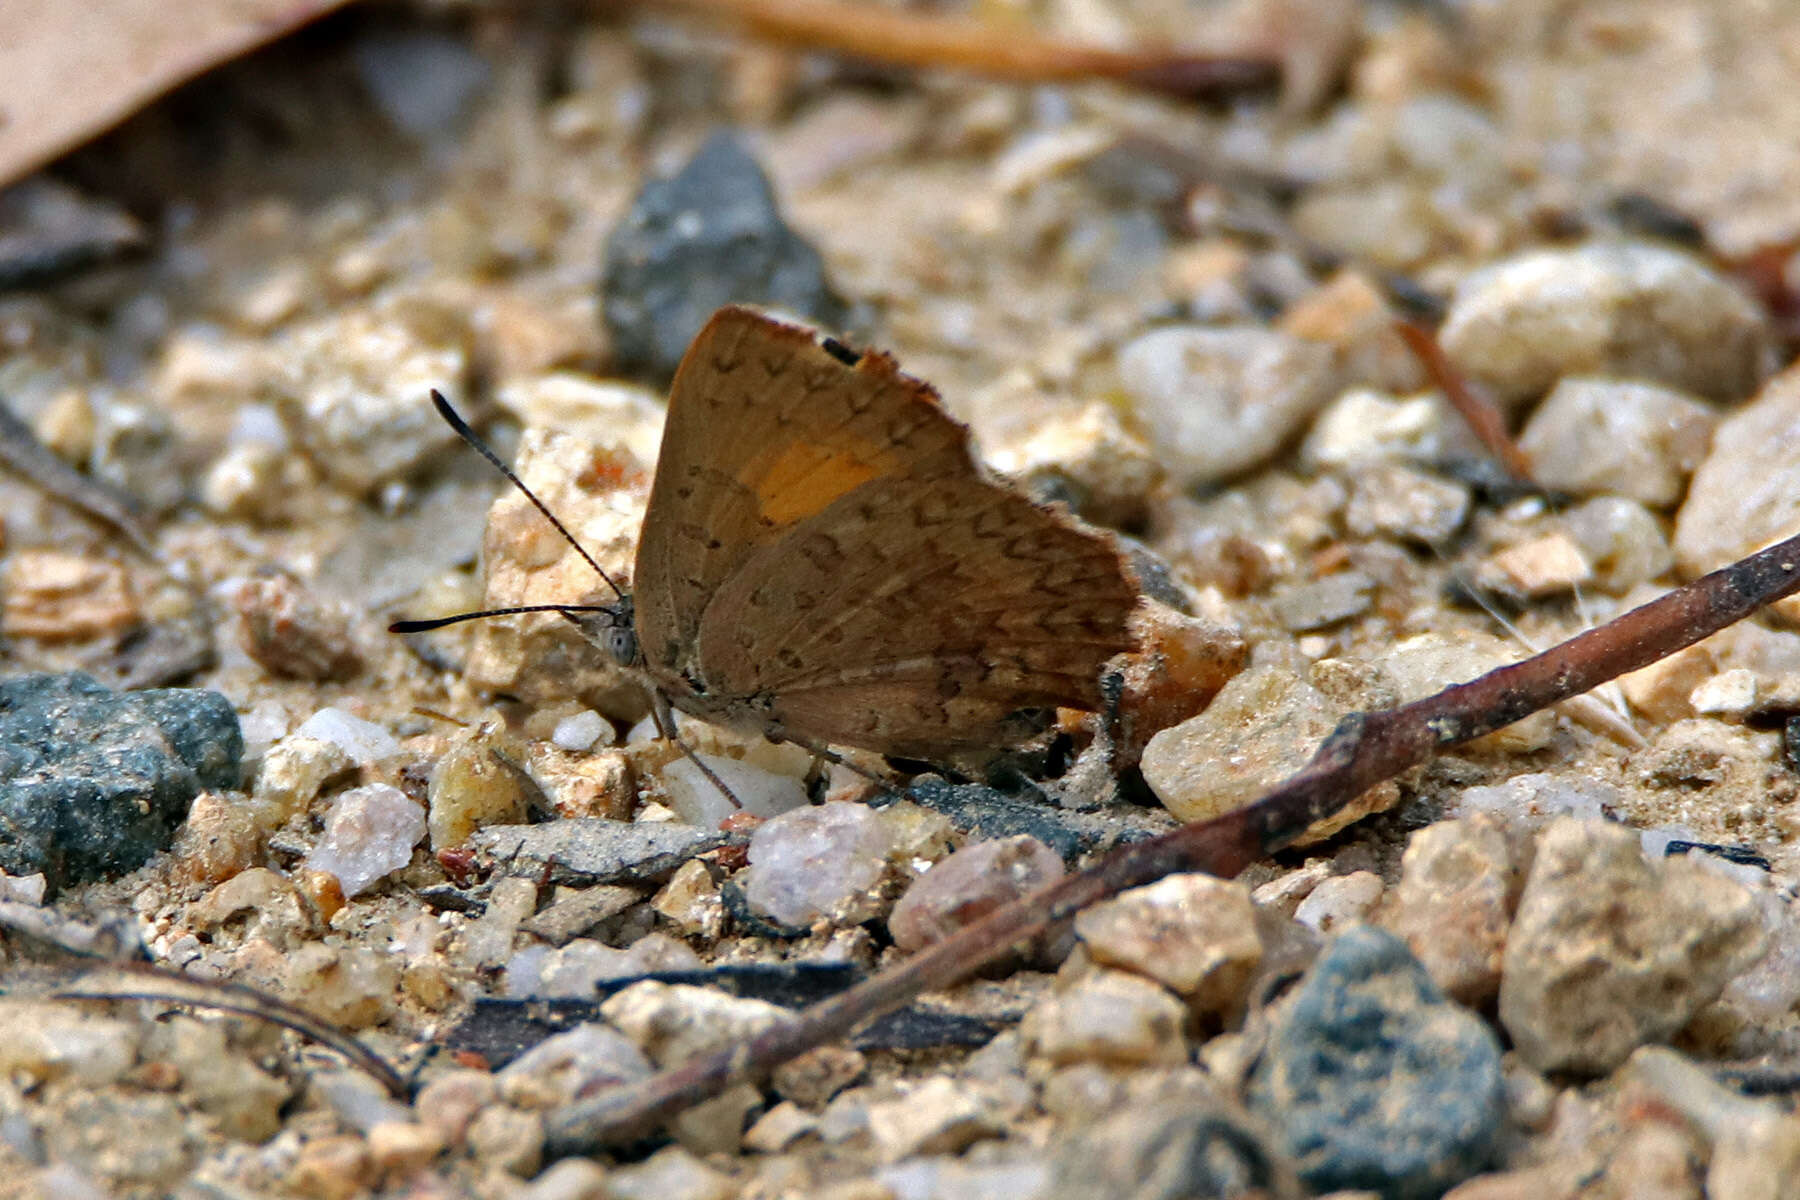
[632,305,1140,759]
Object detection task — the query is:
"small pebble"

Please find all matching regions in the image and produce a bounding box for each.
[888,835,1063,953]
[1479,530,1594,598]
[303,783,426,897]
[365,1120,445,1179]
[230,573,362,680]
[1292,871,1383,934]
[285,942,398,1030]
[286,1133,373,1200]
[427,725,531,850]
[1301,388,1448,470]
[602,1145,735,1200]
[0,1002,139,1086]
[601,980,793,1066]
[1561,497,1673,594]
[295,707,401,764]
[651,859,724,939]
[495,374,664,469]
[1267,570,1375,632]
[1517,377,1714,508]
[661,753,808,830]
[499,1023,651,1105]
[413,1068,497,1146]
[171,790,261,884]
[1248,926,1504,1199]
[1115,324,1339,486]
[1381,816,1518,1006]
[550,710,611,752]
[1343,463,1470,544]
[1379,632,1555,752]
[600,131,845,380]
[251,733,351,827]
[1689,667,1760,718]
[1438,240,1772,410]
[466,1104,545,1177]
[1021,968,1189,1067]
[518,1158,609,1200]
[310,1069,411,1133]
[739,802,891,928]
[864,1077,1004,1163]
[987,402,1164,530]
[0,549,139,639]
[270,306,467,495]
[1626,1045,1800,1200]
[1498,817,1768,1074]
[1073,874,1262,1018]
[1142,664,1397,840]
[1673,362,1800,621]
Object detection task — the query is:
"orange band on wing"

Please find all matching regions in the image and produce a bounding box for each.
[742,437,897,525]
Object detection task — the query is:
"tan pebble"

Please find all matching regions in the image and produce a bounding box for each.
[232,573,362,680]
[529,747,635,821]
[889,835,1063,954]
[1440,1163,1581,1200]
[284,942,398,1030]
[462,427,649,711]
[1481,531,1594,597]
[367,1120,445,1178]
[1382,817,1518,1006]
[771,1045,867,1108]
[414,1069,497,1146]
[172,792,262,884]
[402,961,458,1011]
[1499,818,1767,1074]
[1021,969,1189,1067]
[864,1077,1002,1163]
[1381,631,1555,752]
[35,388,95,463]
[1292,870,1384,934]
[989,402,1165,530]
[427,724,532,850]
[1618,640,1716,724]
[187,867,295,928]
[1,549,138,639]
[251,734,353,829]
[743,1100,819,1154]
[485,295,604,379]
[1141,663,1398,840]
[466,1105,545,1177]
[516,1157,610,1200]
[1111,598,1248,771]
[1689,667,1760,717]
[1597,1123,1703,1200]
[1074,874,1262,1019]
[287,1134,373,1200]
[651,860,724,940]
[297,867,347,924]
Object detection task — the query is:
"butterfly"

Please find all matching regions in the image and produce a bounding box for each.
[397,305,1141,770]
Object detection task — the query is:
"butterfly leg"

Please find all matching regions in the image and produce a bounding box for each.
[649,690,743,810]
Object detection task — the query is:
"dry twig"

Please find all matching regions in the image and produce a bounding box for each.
[1394,320,1535,483]
[546,525,1800,1152]
[649,0,1280,99]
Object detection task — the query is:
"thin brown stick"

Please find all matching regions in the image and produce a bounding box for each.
[546,526,1800,1153]
[1394,320,1535,483]
[651,0,1281,99]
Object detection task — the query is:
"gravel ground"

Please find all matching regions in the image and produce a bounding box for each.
[5,2,1800,1197]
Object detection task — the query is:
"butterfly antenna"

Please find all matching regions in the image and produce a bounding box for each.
[390,603,618,634]
[426,390,626,600]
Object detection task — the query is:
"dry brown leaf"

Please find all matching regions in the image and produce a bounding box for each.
[0,0,352,189]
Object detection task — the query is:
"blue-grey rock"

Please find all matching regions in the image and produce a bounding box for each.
[600,131,846,379]
[0,672,242,890]
[1247,925,1503,1200]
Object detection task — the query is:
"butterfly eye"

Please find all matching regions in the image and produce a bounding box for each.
[604,623,638,667]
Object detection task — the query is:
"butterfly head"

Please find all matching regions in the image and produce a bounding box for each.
[566,594,640,669]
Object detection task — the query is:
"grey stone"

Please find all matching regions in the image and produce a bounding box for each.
[1049,1103,1289,1200]
[1439,240,1772,409]
[1267,570,1375,632]
[600,131,846,380]
[1247,925,1504,1200]
[470,819,731,886]
[0,672,241,890]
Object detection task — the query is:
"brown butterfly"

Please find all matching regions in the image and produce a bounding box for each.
[397,305,1141,770]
